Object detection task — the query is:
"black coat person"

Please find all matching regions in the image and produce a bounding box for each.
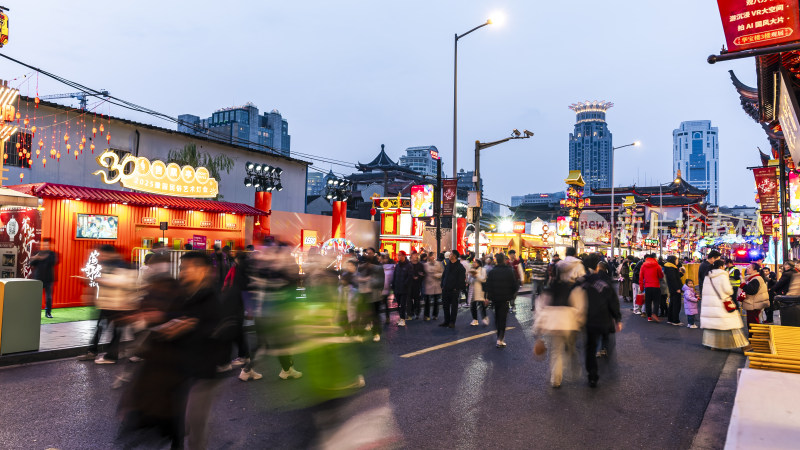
[582,256,623,388]
[439,251,466,328]
[484,253,517,345]
[30,239,58,317]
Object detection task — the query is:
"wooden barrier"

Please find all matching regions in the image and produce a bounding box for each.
[745,324,800,374]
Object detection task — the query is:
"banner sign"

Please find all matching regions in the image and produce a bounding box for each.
[754,167,780,213]
[779,68,800,165]
[761,213,774,235]
[512,221,526,233]
[410,184,434,218]
[94,150,219,198]
[717,0,800,53]
[442,179,458,216]
[301,229,318,251]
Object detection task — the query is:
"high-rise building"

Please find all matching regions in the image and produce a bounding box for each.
[568,101,614,190]
[178,103,291,156]
[398,145,439,178]
[673,120,719,205]
[306,171,325,196]
[511,191,566,207]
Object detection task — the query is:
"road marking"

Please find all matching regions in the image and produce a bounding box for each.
[400,327,516,358]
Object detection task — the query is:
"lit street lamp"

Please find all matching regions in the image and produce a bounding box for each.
[609,141,640,259]
[453,15,499,251]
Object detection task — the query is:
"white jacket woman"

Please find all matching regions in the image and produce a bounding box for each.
[468,265,487,302]
[700,268,742,331]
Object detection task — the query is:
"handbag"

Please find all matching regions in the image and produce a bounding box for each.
[635,293,644,306]
[533,338,547,361]
[708,279,737,313]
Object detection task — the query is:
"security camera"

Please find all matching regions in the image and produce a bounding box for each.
[524,130,534,138]
[512,129,521,137]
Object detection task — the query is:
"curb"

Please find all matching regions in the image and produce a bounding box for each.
[690,350,745,449]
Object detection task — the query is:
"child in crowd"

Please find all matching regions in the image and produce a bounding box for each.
[682,279,700,329]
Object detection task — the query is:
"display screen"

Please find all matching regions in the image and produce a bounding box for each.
[790,172,800,212]
[76,214,119,239]
[411,184,434,218]
[787,211,800,236]
[556,216,572,236]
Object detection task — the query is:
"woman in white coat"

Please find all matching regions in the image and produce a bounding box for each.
[700,260,749,350]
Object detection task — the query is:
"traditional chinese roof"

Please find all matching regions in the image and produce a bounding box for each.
[591,175,707,198]
[564,170,585,187]
[729,70,760,123]
[7,183,266,215]
[356,144,417,175]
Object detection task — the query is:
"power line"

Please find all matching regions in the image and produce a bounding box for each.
[0,53,361,169]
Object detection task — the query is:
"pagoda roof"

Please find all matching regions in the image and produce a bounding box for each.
[591,174,707,198]
[564,170,585,187]
[357,144,417,174]
[729,70,760,123]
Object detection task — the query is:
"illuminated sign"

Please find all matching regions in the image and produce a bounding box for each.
[556,216,572,236]
[512,221,526,233]
[779,69,800,167]
[411,184,434,218]
[171,218,186,226]
[301,229,318,251]
[93,150,219,198]
[0,10,8,48]
[141,217,157,225]
[429,150,439,160]
[200,221,212,228]
[717,0,800,53]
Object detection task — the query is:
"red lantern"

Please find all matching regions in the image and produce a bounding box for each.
[34,97,40,107]
[99,124,104,135]
[56,151,61,161]
[35,149,40,157]
[90,143,95,153]
[370,208,377,216]
[38,139,43,149]
[31,125,36,135]
[63,133,69,143]
[92,127,97,137]
[106,133,111,143]
[42,158,46,167]
[23,118,29,126]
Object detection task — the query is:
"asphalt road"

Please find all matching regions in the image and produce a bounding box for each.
[0,295,733,450]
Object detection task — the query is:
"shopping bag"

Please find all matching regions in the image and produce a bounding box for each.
[635,293,644,306]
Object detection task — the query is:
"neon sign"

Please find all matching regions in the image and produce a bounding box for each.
[93,150,219,198]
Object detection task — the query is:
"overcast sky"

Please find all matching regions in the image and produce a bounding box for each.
[0,1,765,209]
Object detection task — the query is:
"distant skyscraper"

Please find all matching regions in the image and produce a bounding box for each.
[399,146,439,178]
[307,171,325,196]
[568,101,614,190]
[178,103,291,156]
[511,191,566,207]
[673,121,719,205]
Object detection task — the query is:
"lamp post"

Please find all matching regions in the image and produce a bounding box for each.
[244,161,283,240]
[473,129,533,259]
[609,141,640,260]
[453,17,494,252]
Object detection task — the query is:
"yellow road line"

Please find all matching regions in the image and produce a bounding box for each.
[400,327,516,358]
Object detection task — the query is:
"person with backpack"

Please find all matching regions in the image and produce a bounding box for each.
[533,247,586,388]
[581,254,622,388]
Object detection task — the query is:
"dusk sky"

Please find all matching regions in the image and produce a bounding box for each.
[0,1,764,209]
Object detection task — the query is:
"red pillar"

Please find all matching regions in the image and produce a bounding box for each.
[255,191,272,240]
[332,201,347,239]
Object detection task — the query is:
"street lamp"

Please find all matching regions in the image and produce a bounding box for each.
[453,16,496,252]
[473,130,533,258]
[609,141,640,259]
[244,161,283,192]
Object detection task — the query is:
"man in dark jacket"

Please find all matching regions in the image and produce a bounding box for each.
[440,250,466,328]
[408,252,426,320]
[582,254,622,388]
[663,255,684,325]
[392,251,413,326]
[698,250,721,292]
[485,253,517,347]
[31,238,58,318]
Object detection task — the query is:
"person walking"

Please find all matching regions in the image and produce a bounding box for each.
[530,254,548,310]
[380,253,395,324]
[631,257,644,315]
[664,256,684,326]
[30,238,58,318]
[356,250,384,342]
[391,251,412,327]
[440,250,466,328]
[485,253,516,347]
[639,253,664,323]
[533,247,586,388]
[507,250,524,313]
[468,259,489,326]
[408,252,426,320]
[423,252,443,321]
[617,257,632,303]
[726,259,743,299]
[581,254,622,388]
[700,260,749,350]
[740,262,770,330]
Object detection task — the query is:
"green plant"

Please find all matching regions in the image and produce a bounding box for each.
[168,143,234,199]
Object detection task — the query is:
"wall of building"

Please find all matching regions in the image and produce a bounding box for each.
[7,99,309,214]
[673,120,719,205]
[268,210,379,249]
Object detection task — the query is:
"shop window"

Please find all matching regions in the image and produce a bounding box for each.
[3,131,32,169]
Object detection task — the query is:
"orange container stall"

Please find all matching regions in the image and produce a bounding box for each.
[8,183,264,308]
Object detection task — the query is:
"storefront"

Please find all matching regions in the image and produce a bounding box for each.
[8,182,264,308]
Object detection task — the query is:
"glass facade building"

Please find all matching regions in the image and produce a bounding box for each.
[672,121,719,205]
[568,101,614,190]
[398,146,439,178]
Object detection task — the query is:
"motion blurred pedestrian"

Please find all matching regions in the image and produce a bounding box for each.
[30,237,58,318]
[530,254,548,311]
[423,252,443,321]
[392,251,412,326]
[581,254,622,388]
[468,259,488,326]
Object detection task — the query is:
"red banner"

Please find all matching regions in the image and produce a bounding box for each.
[761,213,774,235]
[717,0,800,53]
[442,179,458,216]
[754,167,780,213]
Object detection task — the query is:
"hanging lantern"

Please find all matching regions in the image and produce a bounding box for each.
[74,150,79,160]
[19,173,23,181]
[92,127,97,137]
[35,149,40,157]
[15,142,20,149]
[56,152,61,161]
[31,125,36,135]
[3,153,6,160]
[15,112,20,120]
[66,144,71,152]
[42,158,46,167]
[50,148,56,157]
[78,143,84,152]
[81,136,86,144]
[28,159,32,166]
[99,124,104,135]
[90,143,95,153]
[23,118,29,126]
[106,133,110,143]
[38,139,43,149]
[370,208,376,216]
[34,97,40,107]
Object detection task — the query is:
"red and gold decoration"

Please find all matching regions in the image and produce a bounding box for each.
[560,170,590,248]
[371,196,424,259]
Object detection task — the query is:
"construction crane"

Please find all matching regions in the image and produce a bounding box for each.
[39,90,109,110]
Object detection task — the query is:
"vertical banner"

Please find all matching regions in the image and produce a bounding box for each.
[754,167,780,213]
[761,213,774,236]
[442,180,458,217]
